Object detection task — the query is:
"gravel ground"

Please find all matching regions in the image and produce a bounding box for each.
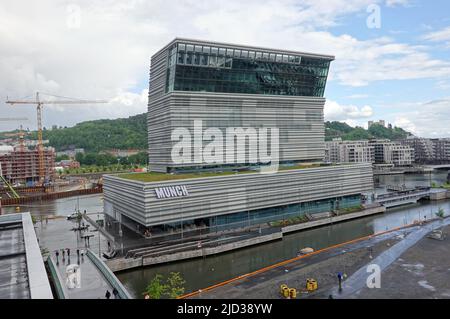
[353,224,450,299]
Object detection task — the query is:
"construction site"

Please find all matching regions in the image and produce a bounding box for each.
[0,93,106,207]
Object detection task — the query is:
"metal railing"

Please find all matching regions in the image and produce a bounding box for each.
[46,257,68,299]
[86,249,132,299]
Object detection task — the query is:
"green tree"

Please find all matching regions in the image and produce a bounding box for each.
[166,272,186,299]
[143,272,186,299]
[435,208,445,219]
[144,274,168,299]
[56,154,70,161]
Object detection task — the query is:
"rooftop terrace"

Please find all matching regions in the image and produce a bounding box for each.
[0,213,53,299]
[115,163,349,183]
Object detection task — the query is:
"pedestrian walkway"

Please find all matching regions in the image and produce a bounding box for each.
[35,216,131,299]
[49,252,114,299]
[330,217,450,298]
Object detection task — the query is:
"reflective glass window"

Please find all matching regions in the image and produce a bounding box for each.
[169,43,331,97]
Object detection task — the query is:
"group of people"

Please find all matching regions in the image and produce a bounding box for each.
[54,247,84,265]
[105,288,119,299]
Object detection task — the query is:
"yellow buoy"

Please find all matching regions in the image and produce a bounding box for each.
[282,286,290,298]
[289,288,297,299]
[280,284,288,294]
[306,278,318,292]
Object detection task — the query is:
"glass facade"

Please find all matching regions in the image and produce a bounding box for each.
[159,194,361,231]
[166,42,331,97]
[212,194,361,230]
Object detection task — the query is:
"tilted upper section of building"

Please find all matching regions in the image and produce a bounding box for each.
[162,38,334,97]
[148,39,335,173]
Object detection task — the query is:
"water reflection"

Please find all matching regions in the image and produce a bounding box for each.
[2,194,103,217]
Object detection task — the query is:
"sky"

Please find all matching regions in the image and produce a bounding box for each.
[0,0,449,137]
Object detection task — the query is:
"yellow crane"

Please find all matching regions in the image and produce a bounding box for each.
[3,124,30,152]
[6,92,107,185]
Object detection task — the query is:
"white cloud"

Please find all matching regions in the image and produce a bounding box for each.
[0,0,449,134]
[325,100,373,122]
[385,0,411,7]
[423,26,450,47]
[391,99,450,138]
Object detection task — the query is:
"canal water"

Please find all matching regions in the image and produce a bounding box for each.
[2,172,449,298]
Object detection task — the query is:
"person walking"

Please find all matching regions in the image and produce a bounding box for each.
[67,248,70,256]
[55,250,59,262]
[337,272,343,292]
[105,290,111,299]
[112,288,118,299]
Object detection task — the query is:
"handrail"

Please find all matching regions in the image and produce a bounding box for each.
[86,249,132,299]
[46,257,69,299]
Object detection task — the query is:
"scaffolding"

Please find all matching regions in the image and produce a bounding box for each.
[0,147,55,186]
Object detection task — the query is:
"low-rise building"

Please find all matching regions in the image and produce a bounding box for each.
[56,148,85,159]
[369,139,414,167]
[401,137,449,164]
[56,159,80,169]
[325,139,374,163]
[368,120,386,128]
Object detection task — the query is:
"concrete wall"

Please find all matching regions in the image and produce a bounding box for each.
[105,204,384,272]
[103,163,374,227]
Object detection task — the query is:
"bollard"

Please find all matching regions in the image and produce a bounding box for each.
[289,288,297,299]
[280,284,288,295]
[282,286,290,298]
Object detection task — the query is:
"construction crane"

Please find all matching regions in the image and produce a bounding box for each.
[6,92,107,185]
[2,124,30,152]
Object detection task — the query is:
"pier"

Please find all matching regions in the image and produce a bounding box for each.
[376,187,449,208]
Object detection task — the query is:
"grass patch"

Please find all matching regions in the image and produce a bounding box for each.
[117,163,342,182]
[337,205,363,215]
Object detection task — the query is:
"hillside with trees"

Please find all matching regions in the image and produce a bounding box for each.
[325,121,411,141]
[32,113,147,152]
[0,115,412,154]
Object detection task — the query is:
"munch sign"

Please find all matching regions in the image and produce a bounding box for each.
[155,185,189,199]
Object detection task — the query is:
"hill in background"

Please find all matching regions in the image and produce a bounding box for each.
[325,121,411,141]
[0,114,412,152]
